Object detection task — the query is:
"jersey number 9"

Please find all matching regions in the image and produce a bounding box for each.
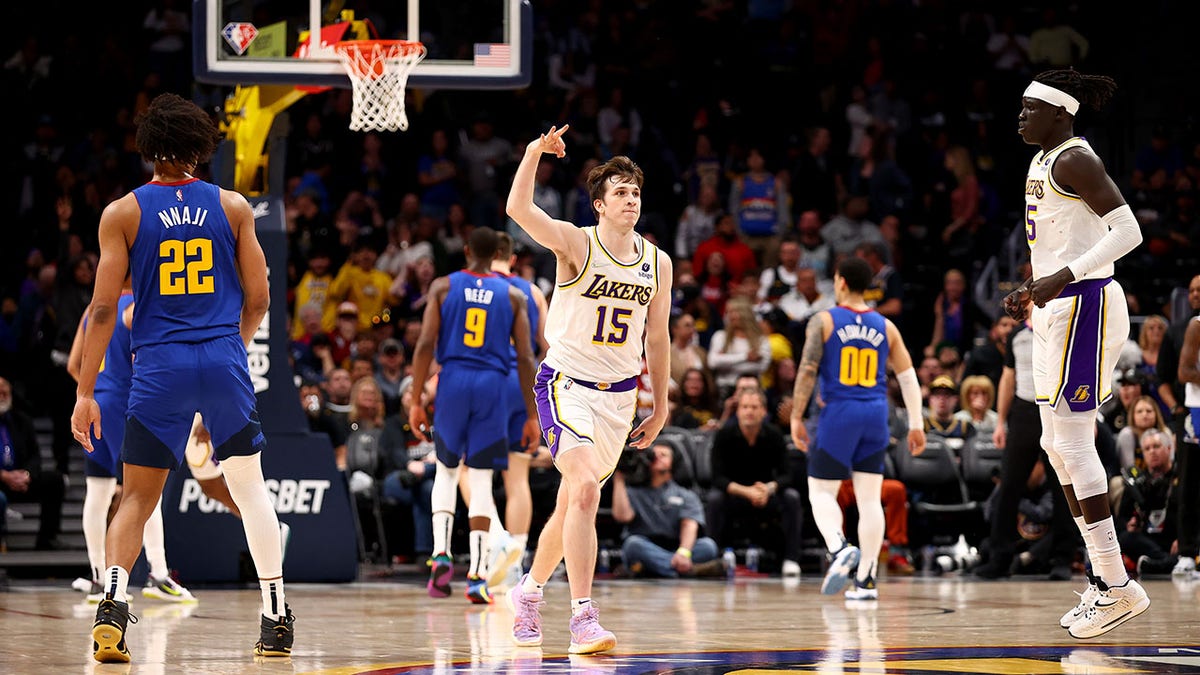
[159,239,215,296]
[838,346,879,388]
[463,307,488,347]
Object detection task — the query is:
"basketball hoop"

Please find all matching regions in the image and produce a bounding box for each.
[333,40,426,132]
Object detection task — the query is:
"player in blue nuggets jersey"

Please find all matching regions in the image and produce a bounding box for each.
[67,285,196,604]
[409,227,539,604]
[484,232,549,589]
[71,93,293,663]
[790,256,925,601]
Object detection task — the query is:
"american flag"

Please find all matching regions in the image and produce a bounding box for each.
[474,43,511,68]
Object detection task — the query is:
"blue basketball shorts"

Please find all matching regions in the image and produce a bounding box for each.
[809,398,890,480]
[432,366,510,470]
[125,334,266,470]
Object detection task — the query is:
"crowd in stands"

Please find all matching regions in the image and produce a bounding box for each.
[1,2,1198,580]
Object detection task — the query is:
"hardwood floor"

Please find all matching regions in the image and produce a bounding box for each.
[1,573,1198,674]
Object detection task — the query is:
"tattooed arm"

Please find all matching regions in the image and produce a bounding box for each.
[790,312,831,451]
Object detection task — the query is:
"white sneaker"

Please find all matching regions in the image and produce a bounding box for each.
[1060,574,1100,629]
[781,559,802,579]
[1068,578,1150,639]
[1172,556,1196,577]
[487,533,525,590]
[71,577,93,593]
[845,575,878,601]
[821,544,860,595]
[143,575,198,603]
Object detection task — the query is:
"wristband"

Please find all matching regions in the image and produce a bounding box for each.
[676,547,692,559]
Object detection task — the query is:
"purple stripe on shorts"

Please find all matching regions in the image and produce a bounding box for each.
[1060,282,1106,412]
[535,362,596,458]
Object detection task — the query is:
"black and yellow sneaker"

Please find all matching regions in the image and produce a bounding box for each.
[93,597,137,663]
[254,605,296,656]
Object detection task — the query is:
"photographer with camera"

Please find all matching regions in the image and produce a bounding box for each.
[1119,429,1183,576]
[611,443,724,578]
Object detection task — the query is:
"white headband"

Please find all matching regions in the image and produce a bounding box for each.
[1024,81,1079,115]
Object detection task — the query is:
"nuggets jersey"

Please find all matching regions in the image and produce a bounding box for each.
[819,306,890,403]
[1024,137,1111,280]
[497,271,539,363]
[129,180,243,349]
[436,271,515,374]
[93,292,135,397]
[542,227,660,382]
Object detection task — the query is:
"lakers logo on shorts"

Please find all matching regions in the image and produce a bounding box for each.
[546,428,556,447]
[1070,385,1091,403]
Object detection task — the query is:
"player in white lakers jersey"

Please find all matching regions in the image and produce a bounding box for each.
[504,125,673,654]
[1004,69,1148,639]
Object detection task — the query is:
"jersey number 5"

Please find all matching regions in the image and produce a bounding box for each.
[1025,205,1037,243]
[463,307,488,347]
[839,346,879,388]
[159,239,215,295]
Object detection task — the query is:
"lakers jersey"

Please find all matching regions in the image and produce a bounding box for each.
[1024,137,1111,280]
[436,270,515,374]
[92,292,135,396]
[129,179,243,349]
[819,306,890,403]
[542,227,660,382]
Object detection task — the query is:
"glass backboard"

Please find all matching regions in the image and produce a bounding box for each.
[193,0,532,90]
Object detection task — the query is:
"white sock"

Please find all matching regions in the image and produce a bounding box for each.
[521,574,545,594]
[1074,514,1099,574]
[1086,517,1129,588]
[104,566,130,602]
[259,578,286,621]
[83,477,117,582]
[511,533,528,552]
[470,529,488,578]
[571,597,592,615]
[432,512,453,556]
[221,453,286,618]
[143,496,170,580]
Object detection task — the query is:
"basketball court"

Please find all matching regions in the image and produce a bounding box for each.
[2,573,1199,673]
[12,3,1184,673]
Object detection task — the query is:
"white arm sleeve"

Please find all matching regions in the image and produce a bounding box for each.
[895,367,924,432]
[1066,204,1143,280]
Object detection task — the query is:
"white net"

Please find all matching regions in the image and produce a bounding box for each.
[333,41,426,132]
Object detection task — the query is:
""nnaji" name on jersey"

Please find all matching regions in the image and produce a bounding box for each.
[157,206,210,229]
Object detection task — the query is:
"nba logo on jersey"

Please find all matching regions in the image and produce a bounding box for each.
[1070,385,1091,403]
[476,278,483,287]
[176,189,184,202]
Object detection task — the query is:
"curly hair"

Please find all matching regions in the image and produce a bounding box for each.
[134,93,222,166]
[1034,68,1118,111]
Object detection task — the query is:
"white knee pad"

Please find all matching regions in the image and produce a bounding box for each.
[1052,412,1107,499]
[466,468,495,519]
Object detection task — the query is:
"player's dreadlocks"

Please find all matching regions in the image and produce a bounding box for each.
[1034,68,1118,111]
[134,93,222,167]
